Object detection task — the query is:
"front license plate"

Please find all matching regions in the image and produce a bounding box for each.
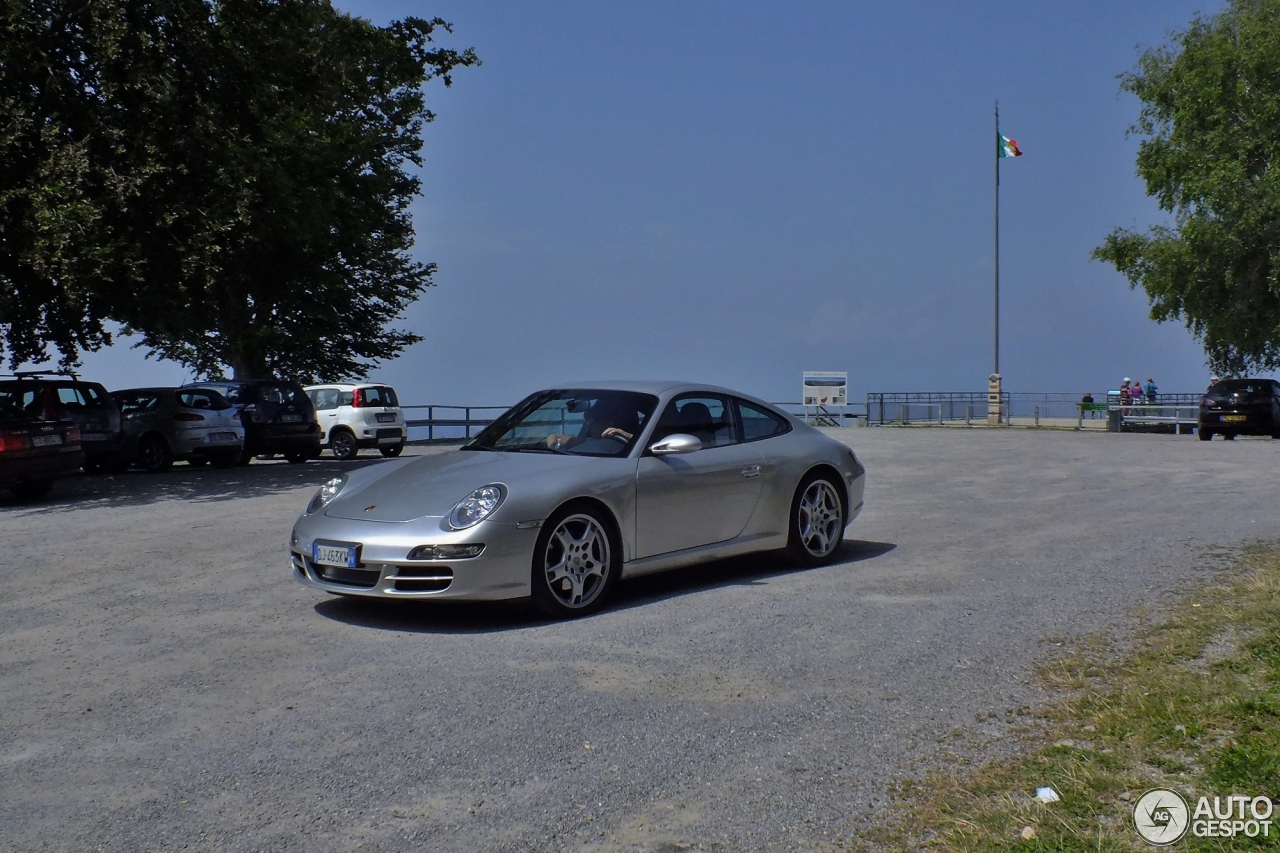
[280,414,303,423]
[1222,415,1247,422]
[376,413,397,423]
[31,434,63,447]
[312,540,359,568]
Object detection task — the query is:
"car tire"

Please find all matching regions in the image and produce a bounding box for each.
[284,451,309,464]
[785,471,846,567]
[10,479,53,501]
[330,430,358,461]
[1199,428,1213,441]
[380,444,404,458]
[187,456,209,468]
[138,435,174,473]
[530,504,620,619]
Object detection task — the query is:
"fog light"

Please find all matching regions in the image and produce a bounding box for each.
[408,544,485,560]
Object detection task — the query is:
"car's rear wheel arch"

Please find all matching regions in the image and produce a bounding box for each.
[797,463,849,520]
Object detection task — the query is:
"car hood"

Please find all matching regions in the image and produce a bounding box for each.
[324,449,603,522]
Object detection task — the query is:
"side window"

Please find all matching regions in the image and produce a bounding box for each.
[311,388,338,411]
[57,386,87,407]
[654,395,738,448]
[736,399,791,442]
[337,391,354,407]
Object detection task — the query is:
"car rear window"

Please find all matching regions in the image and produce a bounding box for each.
[175,389,231,410]
[255,384,308,406]
[364,386,399,407]
[54,383,111,408]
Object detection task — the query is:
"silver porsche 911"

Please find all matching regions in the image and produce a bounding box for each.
[290,381,866,618]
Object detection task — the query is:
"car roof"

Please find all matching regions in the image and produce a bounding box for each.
[541,380,754,398]
[303,383,397,391]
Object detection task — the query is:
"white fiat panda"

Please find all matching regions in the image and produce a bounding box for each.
[304,383,407,460]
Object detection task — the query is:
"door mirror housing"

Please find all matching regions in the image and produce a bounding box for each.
[649,433,702,455]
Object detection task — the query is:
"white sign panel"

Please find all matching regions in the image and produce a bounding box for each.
[802,371,848,407]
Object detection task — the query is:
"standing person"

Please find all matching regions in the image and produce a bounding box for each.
[1210,375,1220,387]
[1132,380,1145,405]
[1145,377,1157,402]
[1120,379,1132,410]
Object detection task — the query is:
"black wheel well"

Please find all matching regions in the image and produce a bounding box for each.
[329,425,355,441]
[547,497,624,551]
[798,463,849,518]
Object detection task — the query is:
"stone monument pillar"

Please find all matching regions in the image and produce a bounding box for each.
[987,373,1003,425]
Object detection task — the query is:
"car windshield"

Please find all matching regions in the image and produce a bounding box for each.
[1206,380,1272,397]
[466,389,658,457]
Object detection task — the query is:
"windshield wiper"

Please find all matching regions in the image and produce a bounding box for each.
[506,443,571,455]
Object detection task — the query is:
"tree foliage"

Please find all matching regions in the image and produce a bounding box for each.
[0,0,476,381]
[1094,0,1280,376]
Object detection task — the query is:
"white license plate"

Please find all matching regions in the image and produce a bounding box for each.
[280,414,303,423]
[81,431,108,441]
[312,541,358,567]
[207,432,238,443]
[376,413,397,423]
[31,434,63,447]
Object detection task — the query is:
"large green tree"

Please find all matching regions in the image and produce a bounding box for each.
[1094,0,1280,376]
[0,0,476,381]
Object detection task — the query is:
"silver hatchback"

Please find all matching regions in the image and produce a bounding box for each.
[112,387,245,471]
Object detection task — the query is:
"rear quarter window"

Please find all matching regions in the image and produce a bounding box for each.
[737,399,791,442]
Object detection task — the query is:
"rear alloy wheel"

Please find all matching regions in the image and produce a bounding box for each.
[380,444,404,458]
[138,435,174,473]
[1199,428,1213,441]
[10,479,53,501]
[284,451,309,464]
[330,430,358,461]
[785,473,846,567]
[531,506,620,618]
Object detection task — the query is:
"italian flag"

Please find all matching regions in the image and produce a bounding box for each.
[998,133,1023,158]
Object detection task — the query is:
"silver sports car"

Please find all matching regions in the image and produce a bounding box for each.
[290,382,866,618]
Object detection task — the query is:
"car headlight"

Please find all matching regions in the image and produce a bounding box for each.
[448,484,506,529]
[306,474,348,515]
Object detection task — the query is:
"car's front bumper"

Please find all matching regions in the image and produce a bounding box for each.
[290,515,539,601]
[1199,409,1276,433]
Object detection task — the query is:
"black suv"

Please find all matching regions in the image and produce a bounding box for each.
[0,373,124,471]
[1198,378,1280,441]
[186,379,321,464]
[0,382,85,499]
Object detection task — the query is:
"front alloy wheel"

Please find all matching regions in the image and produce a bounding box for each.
[786,474,845,566]
[532,508,618,618]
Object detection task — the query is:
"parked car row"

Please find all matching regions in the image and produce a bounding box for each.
[0,372,408,500]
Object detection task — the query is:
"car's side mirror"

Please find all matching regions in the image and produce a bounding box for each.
[649,433,702,455]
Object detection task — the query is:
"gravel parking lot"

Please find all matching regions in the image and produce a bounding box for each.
[3,427,1278,852]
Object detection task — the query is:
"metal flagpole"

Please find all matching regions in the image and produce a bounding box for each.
[994,100,1000,377]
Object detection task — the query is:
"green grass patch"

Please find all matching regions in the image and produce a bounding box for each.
[873,544,1280,851]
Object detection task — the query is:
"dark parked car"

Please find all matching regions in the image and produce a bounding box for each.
[0,373,123,471]
[1199,378,1280,441]
[0,384,84,499]
[186,379,321,464]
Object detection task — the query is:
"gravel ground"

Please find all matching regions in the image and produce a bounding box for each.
[2,427,1278,852]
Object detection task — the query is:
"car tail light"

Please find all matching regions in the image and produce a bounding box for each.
[242,405,265,423]
[65,426,81,444]
[0,432,29,452]
[173,412,205,422]
[847,448,859,466]
[352,388,365,408]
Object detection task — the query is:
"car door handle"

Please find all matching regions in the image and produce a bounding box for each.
[741,465,761,479]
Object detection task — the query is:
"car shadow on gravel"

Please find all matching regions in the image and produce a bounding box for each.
[0,457,385,513]
[312,539,897,634]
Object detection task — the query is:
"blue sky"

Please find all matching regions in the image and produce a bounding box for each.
[72,1,1230,406]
